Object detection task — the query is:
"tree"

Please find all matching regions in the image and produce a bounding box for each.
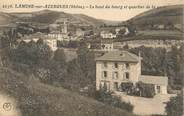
[129,45,183,90]
[65,59,85,90]
[165,94,183,116]
[129,46,167,76]
[136,82,155,98]
[53,49,66,67]
[9,40,52,68]
[37,38,44,45]
[77,41,96,83]
[165,46,183,90]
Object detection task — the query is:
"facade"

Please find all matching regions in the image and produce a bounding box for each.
[100,31,116,39]
[101,40,114,51]
[18,33,58,51]
[114,39,184,50]
[20,38,58,51]
[139,75,168,94]
[95,51,168,94]
[76,28,86,37]
[55,18,68,34]
[44,39,58,51]
[48,31,69,41]
[76,28,93,37]
[115,27,130,35]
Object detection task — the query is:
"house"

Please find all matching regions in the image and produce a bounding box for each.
[48,31,69,41]
[139,75,168,94]
[76,28,86,37]
[100,31,116,39]
[95,51,168,94]
[115,27,130,35]
[55,18,68,34]
[44,38,58,51]
[100,40,114,51]
[18,33,58,51]
[76,28,93,37]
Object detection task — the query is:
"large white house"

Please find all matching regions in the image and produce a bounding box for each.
[17,33,58,51]
[95,51,168,94]
[100,31,116,39]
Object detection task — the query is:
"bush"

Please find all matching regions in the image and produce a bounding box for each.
[136,82,155,98]
[165,94,183,116]
[120,82,155,98]
[95,90,134,112]
[120,82,133,93]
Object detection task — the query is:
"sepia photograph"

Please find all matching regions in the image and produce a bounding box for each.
[0,0,183,116]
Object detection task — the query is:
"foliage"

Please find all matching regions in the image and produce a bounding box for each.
[165,94,183,116]
[64,59,85,90]
[0,68,134,116]
[121,82,134,93]
[58,40,79,48]
[9,40,52,68]
[76,41,96,80]
[53,49,66,67]
[60,41,96,92]
[120,82,155,98]
[135,82,155,98]
[6,39,67,85]
[68,40,79,48]
[129,45,184,90]
[95,90,134,112]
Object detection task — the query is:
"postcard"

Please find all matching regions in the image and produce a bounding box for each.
[0,0,183,116]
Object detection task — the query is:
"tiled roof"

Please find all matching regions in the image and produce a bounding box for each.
[139,75,168,86]
[95,51,140,62]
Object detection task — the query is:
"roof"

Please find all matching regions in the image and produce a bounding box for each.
[139,75,168,86]
[95,51,140,62]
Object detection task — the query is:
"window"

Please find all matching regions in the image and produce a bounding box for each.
[113,72,118,79]
[114,82,119,91]
[114,63,118,69]
[125,63,130,69]
[125,72,130,80]
[102,71,107,78]
[103,62,107,68]
[100,82,104,89]
[100,81,110,91]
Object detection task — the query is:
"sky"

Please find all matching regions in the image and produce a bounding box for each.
[0,0,183,21]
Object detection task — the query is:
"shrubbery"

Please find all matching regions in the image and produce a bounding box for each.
[121,82,155,98]
[95,90,134,112]
[135,82,155,98]
[129,45,184,91]
[165,94,183,116]
[121,82,133,93]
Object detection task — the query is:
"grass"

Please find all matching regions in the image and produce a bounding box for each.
[0,67,134,116]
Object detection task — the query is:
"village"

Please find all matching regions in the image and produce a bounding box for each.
[0,5,183,116]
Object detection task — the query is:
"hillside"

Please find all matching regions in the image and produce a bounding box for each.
[10,10,105,27]
[127,5,183,30]
[0,67,134,116]
[0,12,19,25]
[72,14,105,27]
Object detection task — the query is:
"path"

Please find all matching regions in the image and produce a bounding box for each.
[115,92,176,115]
